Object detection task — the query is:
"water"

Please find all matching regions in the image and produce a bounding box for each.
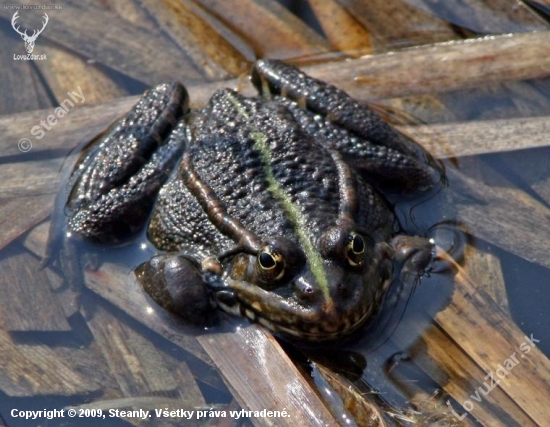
[1,1,550,426]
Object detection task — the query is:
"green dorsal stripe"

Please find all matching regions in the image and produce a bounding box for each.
[228,93,330,301]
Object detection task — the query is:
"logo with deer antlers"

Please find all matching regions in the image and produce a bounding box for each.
[11,11,49,54]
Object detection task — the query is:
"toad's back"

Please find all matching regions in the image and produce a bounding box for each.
[147,89,396,258]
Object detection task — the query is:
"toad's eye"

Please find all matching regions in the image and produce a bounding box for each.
[259,252,276,269]
[346,233,365,267]
[257,246,285,281]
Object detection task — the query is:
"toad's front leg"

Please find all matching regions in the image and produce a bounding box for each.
[136,254,218,325]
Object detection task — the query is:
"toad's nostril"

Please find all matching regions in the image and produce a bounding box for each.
[295,282,319,301]
[337,282,349,297]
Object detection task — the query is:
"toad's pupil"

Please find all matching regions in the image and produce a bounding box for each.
[259,252,276,269]
[353,235,364,253]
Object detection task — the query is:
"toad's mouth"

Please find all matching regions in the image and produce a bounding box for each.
[213,276,392,342]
